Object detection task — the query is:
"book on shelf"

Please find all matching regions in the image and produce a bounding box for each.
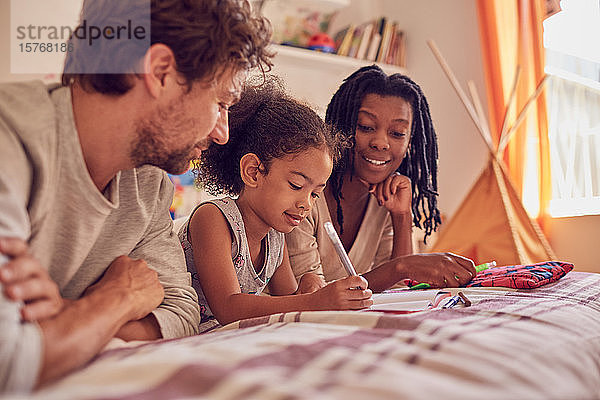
[333,17,406,68]
[376,19,393,62]
[336,23,355,56]
[355,22,373,60]
[346,23,365,58]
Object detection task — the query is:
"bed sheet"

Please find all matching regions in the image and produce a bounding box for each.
[13,271,600,400]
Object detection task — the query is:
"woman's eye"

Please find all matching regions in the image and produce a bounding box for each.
[218,103,229,111]
[311,192,320,199]
[289,182,301,190]
[357,124,374,132]
[390,131,407,138]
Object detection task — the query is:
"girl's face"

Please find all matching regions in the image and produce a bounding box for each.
[256,147,333,233]
[352,93,413,184]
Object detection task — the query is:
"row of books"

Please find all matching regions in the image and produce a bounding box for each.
[333,17,406,68]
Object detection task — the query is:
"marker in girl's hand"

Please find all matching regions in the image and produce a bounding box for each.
[324,222,357,277]
[475,261,497,273]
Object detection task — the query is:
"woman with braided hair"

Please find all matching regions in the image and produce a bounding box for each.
[286,65,476,292]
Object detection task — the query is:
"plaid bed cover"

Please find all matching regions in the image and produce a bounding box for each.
[22,272,600,400]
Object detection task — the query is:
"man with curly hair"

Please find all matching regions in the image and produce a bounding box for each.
[0,0,272,393]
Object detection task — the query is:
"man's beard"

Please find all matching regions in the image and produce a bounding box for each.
[129,97,207,175]
[130,126,200,175]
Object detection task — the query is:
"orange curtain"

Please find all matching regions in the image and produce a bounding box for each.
[476,0,551,229]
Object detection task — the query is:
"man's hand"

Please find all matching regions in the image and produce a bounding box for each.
[0,238,64,321]
[85,255,164,322]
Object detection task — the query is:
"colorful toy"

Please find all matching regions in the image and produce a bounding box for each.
[307,32,335,53]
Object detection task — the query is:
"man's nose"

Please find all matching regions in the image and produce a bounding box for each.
[210,110,229,145]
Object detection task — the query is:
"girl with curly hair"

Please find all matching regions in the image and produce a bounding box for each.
[178,78,372,332]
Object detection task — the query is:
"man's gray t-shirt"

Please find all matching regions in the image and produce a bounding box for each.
[0,81,200,393]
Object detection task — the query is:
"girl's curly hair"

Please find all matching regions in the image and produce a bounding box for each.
[197,76,347,196]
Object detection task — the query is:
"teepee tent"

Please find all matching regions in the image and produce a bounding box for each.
[427,40,556,266]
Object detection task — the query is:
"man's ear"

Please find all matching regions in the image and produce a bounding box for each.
[142,43,177,99]
[240,153,263,188]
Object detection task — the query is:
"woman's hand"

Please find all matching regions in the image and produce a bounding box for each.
[364,173,412,216]
[393,252,476,288]
[310,275,373,310]
[370,252,476,289]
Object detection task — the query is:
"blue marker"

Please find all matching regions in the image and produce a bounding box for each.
[441,295,461,309]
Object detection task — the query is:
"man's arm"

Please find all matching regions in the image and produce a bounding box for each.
[123,170,200,340]
[0,279,42,393]
[37,255,164,385]
[0,115,43,393]
[0,241,164,390]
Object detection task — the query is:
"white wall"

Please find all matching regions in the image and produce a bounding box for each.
[549,215,600,273]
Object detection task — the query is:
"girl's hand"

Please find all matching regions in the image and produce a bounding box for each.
[310,275,373,310]
[364,173,412,216]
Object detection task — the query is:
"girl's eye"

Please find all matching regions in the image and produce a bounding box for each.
[289,182,301,190]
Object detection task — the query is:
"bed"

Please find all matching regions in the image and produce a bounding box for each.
[18,271,600,400]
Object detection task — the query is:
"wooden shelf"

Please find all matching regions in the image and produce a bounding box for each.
[264,44,408,115]
[266,44,408,114]
[270,44,407,76]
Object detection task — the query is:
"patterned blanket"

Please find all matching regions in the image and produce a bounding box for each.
[19,271,600,400]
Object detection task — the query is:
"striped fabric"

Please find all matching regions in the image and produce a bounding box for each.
[26,272,600,400]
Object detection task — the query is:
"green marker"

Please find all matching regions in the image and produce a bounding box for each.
[475,261,497,272]
[409,282,431,290]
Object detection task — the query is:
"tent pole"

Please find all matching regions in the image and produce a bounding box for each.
[427,40,493,154]
[498,75,549,155]
[498,66,522,155]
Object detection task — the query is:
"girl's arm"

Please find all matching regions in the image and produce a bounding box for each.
[266,243,298,295]
[189,208,371,326]
[268,243,326,295]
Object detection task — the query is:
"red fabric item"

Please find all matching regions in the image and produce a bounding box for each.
[466,261,573,289]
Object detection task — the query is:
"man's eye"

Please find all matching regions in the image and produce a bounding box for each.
[289,182,301,190]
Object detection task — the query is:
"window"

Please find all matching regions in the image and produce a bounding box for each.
[543,0,600,217]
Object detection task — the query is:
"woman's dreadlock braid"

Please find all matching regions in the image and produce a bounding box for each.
[325,65,441,242]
